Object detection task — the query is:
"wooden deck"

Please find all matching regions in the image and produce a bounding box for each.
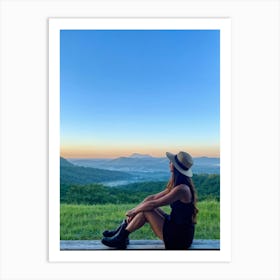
[60,239,220,250]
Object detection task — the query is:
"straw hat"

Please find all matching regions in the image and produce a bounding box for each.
[166,151,193,177]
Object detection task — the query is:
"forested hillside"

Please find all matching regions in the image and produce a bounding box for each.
[60,174,219,204]
[60,157,133,185]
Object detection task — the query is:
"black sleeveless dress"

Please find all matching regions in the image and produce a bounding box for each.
[163,200,195,250]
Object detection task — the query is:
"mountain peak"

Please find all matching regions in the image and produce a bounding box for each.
[60,157,74,167]
[129,153,153,158]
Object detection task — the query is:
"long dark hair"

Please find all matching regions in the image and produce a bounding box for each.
[166,167,199,224]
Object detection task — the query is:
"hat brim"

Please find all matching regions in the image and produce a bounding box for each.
[166,152,193,177]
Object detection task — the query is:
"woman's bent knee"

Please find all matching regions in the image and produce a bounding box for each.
[142,210,164,240]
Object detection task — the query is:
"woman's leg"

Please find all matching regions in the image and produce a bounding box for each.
[125,210,165,240]
[125,212,146,231]
[126,207,166,225]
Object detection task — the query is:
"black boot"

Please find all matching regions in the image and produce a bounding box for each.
[102,220,127,237]
[101,225,130,249]
[103,220,129,244]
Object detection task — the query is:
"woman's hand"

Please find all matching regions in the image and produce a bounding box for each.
[125,208,136,222]
[126,208,136,218]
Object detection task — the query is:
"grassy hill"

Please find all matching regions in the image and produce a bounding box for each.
[60,200,220,240]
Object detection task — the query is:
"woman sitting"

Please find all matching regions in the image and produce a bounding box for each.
[101,151,199,250]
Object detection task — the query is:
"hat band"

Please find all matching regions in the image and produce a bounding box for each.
[175,155,190,171]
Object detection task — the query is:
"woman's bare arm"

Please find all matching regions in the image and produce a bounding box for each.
[142,189,169,202]
[126,185,186,217]
[126,189,169,222]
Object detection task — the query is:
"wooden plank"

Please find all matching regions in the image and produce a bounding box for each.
[60,239,220,250]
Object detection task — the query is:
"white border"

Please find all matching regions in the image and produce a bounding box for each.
[1,0,279,279]
[49,18,231,262]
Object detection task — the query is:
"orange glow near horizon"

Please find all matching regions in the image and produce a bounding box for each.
[61,144,220,159]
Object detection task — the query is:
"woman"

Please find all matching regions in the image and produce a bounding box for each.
[101,151,199,250]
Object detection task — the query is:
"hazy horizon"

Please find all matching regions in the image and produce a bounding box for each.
[60,148,220,159]
[61,152,220,160]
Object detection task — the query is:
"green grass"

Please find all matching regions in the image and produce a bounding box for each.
[60,200,220,240]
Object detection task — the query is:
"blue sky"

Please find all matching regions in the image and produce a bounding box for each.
[60,30,220,158]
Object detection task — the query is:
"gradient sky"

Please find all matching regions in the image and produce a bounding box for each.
[60,30,220,158]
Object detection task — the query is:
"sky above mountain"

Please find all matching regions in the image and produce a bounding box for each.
[60,30,220,158]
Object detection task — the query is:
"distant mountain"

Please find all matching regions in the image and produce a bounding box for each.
[68,155,220,175]
[194,156,220,165]
[60,157,75,167]
[107,155,167,172]
[60,157,133,185]
[129,153,153,158]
